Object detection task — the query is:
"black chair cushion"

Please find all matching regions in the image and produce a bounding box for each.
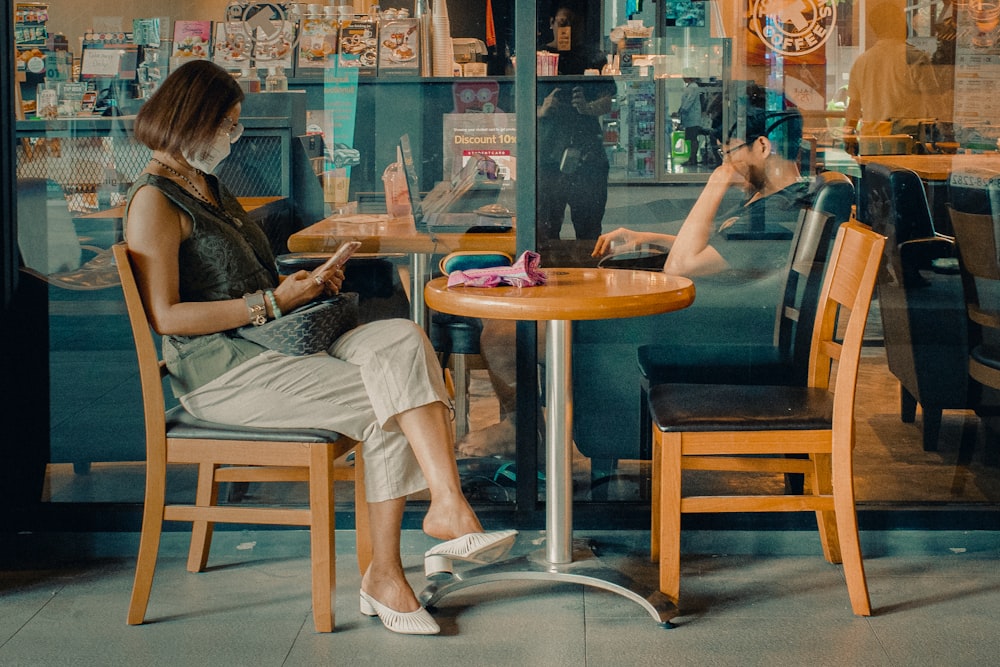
[430,313,482,356]
[165,405,344,443]
[638,343,796,386]
[972,344,1000,373]
[648,383,833,432]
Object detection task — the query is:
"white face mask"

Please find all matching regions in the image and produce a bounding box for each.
[182,130,231,174]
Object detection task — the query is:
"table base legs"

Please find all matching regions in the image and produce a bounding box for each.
[418,539,677,626]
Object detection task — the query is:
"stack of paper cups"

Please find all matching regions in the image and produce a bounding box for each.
[432,0,455,77]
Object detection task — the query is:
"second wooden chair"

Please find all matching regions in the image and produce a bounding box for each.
[647,221,884,616]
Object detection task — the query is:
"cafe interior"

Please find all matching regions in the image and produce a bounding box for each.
[2,0,1000,661]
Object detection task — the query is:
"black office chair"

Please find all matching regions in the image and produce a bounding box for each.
[948,166,1000,465]
[861,163,970,451]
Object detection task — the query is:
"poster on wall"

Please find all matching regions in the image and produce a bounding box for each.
[213,22,251,69]
[952,6,1000,149]
[171,20,212,62]
[442,113,517,181]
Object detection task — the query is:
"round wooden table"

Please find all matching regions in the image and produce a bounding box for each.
[422,267,695,624]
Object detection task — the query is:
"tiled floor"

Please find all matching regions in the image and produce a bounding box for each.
[2,528,998,666]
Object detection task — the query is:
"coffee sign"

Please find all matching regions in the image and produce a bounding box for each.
[749,0,836,57]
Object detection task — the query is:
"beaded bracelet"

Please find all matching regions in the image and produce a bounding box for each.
[264,289,282,319]
[243,291,267,326]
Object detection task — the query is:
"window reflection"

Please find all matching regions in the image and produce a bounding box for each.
[8,0,998,511]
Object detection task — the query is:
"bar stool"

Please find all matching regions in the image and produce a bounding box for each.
[432,251,513,439]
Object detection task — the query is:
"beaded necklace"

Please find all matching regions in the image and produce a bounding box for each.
[150,156,242,228]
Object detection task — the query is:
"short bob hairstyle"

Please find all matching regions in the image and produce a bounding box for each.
[134,60,244,162]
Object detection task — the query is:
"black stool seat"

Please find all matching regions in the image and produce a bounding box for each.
[648,383,833,432]
[166,405,344,443]
[430,313,482,357]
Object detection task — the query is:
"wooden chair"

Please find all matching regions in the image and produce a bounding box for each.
[648,221,884,616]
[948,205,1000,466]
[113,244,372,633]
[636,171,853,494]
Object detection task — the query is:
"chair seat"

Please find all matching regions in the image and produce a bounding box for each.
[971,344,1000,373]
[648,383,833,432]
[165,405,344,443]
[430,313,482,356]
[638,343,795,386]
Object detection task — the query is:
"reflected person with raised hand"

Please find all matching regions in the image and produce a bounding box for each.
[593,103,810,279]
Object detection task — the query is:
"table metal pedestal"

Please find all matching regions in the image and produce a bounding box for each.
[419,320,676,626]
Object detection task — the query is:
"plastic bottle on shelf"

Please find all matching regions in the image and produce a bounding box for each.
[265,66,288,92]
[246,67,261,93]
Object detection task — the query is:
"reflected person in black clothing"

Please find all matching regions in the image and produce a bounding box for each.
[536,1,615,241]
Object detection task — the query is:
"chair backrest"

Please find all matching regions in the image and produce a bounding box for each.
[112,243,169,458]
[864,164,968,408]
[861,163,937,244]
[949,167,1000,334]
[950,167,1000,217]
[807,222,885,425]
[949,208,1000,332]
[774,170,855,382]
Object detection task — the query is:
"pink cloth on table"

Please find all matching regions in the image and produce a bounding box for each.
[446,250,547,288]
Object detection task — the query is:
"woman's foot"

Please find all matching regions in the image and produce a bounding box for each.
[424,529,519,579]
[361,565,421,615]
[360,590,439,635]
[422,492,483,541]
[456,416,516,457]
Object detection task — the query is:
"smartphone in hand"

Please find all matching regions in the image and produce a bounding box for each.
[311,241,361,281]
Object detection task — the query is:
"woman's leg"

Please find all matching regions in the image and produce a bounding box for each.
[395,401,483,540]
[362,496,421,612]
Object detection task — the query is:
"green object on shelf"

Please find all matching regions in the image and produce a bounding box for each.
[671,130,690,161]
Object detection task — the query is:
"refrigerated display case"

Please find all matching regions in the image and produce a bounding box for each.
[606,76,663,182]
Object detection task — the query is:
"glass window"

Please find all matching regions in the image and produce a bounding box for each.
[5,0,1000,521]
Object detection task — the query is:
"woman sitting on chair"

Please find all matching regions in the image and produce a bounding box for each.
[123,60,515,636]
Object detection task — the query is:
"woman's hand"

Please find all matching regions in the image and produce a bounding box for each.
[707,160,747,190]
[273,267,344,314]
[592,227,638,257]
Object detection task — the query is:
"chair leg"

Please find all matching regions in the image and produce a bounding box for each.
[639,385,654,502]
[831,439,872,616]
[811,453,841,563]
[187,461,219,573]
[657,431,682,607]
[900,386,917,423]
[650,428,661,563]
[127,474,167,625]
[309,443,337,633]
[453,353,470,439]
[353,447,372,577]
[922,407,942,452]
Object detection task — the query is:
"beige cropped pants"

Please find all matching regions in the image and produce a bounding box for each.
[180,318,450,503]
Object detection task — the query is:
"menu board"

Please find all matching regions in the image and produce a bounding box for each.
[296,13,338,72]
[337,20,378,75]
[377,18,419,76]
[952,8,1000,149]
